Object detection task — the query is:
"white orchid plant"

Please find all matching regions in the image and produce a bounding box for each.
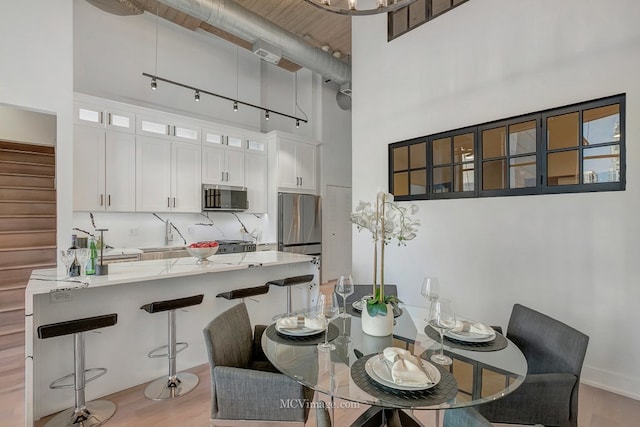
[350,191,420,317]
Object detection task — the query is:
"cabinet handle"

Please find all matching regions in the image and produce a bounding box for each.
[167,197,170,208]
[99,111,104,125]
[100,194,104,206]
[108,195,111,206]
[173,197,176,208]
[221,171,225,181]
[225,172,229,181]
[167,125,171,136]
[107,112,112,125]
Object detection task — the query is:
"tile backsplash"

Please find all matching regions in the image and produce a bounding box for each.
[71,211,274,249]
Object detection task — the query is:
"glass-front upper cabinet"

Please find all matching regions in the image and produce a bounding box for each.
[75,103,135,133]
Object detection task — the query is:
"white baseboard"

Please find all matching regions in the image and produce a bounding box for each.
[582,364,640,401]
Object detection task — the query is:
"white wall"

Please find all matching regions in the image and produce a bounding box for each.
[0,0,74,253]
[0,106,56,146]
[351,0,640,398]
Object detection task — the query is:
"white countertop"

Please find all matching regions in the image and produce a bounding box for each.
[27,250,315,295]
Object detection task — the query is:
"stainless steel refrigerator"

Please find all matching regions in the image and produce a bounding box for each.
[278,193,321,256]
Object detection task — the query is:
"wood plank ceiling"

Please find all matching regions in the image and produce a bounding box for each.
[136,0,351,73]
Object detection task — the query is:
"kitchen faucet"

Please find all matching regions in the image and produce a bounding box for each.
[164,219,174,246]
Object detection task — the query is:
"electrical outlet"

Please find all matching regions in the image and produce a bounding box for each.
[128,227,138,236]
[50,291,73,303]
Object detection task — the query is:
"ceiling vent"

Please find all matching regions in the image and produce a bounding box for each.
[252,39,282,65]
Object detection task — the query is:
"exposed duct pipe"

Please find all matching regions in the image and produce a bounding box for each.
[158,0,351,85]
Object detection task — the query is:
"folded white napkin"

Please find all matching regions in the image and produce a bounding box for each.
[382,347,431,385]
[451,320,494,337]
[276,316,324,330]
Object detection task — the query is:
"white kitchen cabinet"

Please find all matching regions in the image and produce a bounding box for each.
[136,135,201,212]
[73,125,135,212]
[276,136,317,193]
[245,152,268,213]
[75,103,135,134]
[202,145,245,186]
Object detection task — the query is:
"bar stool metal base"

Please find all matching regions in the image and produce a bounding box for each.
[44,400,116,427]
[143,372,199,400]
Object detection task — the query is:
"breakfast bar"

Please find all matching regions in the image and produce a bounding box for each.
[24,251,319,426]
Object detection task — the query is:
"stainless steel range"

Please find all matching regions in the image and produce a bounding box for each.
[216,240,256,254]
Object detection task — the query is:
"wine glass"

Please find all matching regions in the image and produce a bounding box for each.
[335,275,354,318]
[316,293,339,352]
[59,249,75,279]
[421,276,440,319]
[75,249,90,278]
[429,298,456,365]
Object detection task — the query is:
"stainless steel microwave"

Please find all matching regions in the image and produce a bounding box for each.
[202,185,248,211]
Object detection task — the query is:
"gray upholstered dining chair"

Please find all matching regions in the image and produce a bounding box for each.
[477,303,589,427]
[444,407,492,427]
[203,302,314,426]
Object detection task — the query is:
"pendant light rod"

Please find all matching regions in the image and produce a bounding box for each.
[142,72,308,124]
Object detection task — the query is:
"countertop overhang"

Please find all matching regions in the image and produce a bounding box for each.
[27,250,316,295]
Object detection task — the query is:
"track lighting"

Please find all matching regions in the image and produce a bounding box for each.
[142,73,307,127]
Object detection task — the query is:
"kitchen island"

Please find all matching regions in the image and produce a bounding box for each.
[25,251,319,426]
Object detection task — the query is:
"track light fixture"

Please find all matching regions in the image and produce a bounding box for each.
[143,73,307,127]
[296,120,300,128]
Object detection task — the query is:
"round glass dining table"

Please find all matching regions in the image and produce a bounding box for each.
[262,304,528,425]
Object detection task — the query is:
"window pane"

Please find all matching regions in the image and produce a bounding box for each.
[410,169,427,194]
[391,8,408,37]
[410,142,426,169]
[433,137,451,165]
[433,166,452,193]
[509,156,536,188]
[454,133,474,163]
[482,127,506,159]
[393,146,408,171]
[409,0,426,28]
[79,108,101,124]
[433,0,451,15]
[483,160,507,190]
[583,145,620,183]
[509,121,536,155]
[454,163,474,192]
[547,112,578,149]
[393,172,409,196]
[547,151,578,185]
[583,104,620,145]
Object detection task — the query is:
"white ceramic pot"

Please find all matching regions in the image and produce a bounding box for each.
[361,303,394,336]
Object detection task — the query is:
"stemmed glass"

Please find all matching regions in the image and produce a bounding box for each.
[429,298,456,365]
[316,293,339,352]
[75,249,90,279]
[421,276,440,318]
[335,275,354,318]
[59,249,75,279]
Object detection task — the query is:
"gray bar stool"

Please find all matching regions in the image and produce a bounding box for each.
[266,274,315,314]
[216,284,270,303]
[140,294,204,400]
[37,314,118,427]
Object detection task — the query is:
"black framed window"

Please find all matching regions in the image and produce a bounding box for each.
[389,94,625,201]
[388,0,470,41]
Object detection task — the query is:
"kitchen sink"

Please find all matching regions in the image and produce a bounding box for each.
[139,247,189,261]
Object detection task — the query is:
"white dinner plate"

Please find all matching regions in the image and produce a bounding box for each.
[275,322,325,337]
[444,320,496,343]
[364,354,440,391]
